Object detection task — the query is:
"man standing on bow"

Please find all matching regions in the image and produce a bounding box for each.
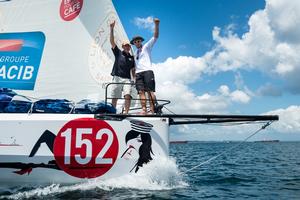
[131,18,160,114]
[110,20,135,114]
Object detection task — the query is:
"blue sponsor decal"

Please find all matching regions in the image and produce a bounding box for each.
[0,32,45,90]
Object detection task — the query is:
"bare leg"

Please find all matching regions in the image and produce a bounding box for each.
[123,94,131,114]
[148,92,156,114]
[112,98,118,109]
[139,91,147,114]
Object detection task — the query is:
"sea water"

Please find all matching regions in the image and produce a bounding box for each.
[0,142,299,199]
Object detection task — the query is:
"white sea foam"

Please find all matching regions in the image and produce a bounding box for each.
[1,156,188,199]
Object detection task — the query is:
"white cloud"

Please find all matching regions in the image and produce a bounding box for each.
[153,56,206,84]
[230,90,250,104]
[133,16,154,32]
[234,72,244,89]
[204,0,300,93]
[264,105,300,134]
[218,85,230,96]
[151,0,300,140]
[234,72,254,98]
[171,105,300,141]
[217,85,250,104]
[152,56,251,114]
[155,0,300,113]
[155,81,250,114]
[267,0,300,43]
[257,83,282,97]
[153,0,300,118]
[156,82,229,114]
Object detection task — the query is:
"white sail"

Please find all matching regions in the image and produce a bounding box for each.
[0,0,171,187]
[0,0,128,101]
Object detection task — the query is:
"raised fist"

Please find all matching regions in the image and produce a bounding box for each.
[154,18,160,24]
[110,20,116,28]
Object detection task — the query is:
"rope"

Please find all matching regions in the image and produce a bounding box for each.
[179,121,274,175]
[164,106,176,115]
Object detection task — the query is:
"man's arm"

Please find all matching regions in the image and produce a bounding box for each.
[110,20,116,48]
[153,18,160,39]
[144,18,160,50]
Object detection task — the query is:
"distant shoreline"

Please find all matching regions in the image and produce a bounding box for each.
[254,140,280,143]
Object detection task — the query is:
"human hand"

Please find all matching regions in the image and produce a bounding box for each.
[154,18,160,24]
[110,20,116,29]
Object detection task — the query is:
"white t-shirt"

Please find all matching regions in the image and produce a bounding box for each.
[134,37,157,73]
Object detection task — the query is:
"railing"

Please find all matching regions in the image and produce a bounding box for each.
[104,82,170,114]
[0,84,171,114]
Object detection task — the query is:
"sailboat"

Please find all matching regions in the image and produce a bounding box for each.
[0,0,278,186]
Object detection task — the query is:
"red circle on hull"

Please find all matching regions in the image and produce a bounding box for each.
[54,118,119,178]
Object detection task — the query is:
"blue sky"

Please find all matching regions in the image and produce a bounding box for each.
[114,0,264,61]
[113,0,300,141]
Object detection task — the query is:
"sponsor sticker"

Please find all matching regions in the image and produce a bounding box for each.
[0,32,45,90]
[53,118,119,178]
[60,0,83,21]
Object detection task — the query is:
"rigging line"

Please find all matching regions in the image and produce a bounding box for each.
[179,121,274,175]
[163,106,177,115]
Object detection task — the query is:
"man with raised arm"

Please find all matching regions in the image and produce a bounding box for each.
[109,21,135,114]
[130,18,160,115]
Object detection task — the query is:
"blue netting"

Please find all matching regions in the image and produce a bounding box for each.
[74,99,116,114]
[4,100,32,113]
[0,88,17,96]
[1,89,116,114]
[0,88,17,112]
[32,99,73,113]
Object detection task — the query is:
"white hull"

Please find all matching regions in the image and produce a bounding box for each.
[0,114,169,186]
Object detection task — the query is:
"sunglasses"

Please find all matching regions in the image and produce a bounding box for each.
[134,40,142,44]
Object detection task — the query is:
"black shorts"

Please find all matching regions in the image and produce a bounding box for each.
[136,70,155,92]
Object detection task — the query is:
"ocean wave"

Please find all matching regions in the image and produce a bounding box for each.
[0,156,188,199]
